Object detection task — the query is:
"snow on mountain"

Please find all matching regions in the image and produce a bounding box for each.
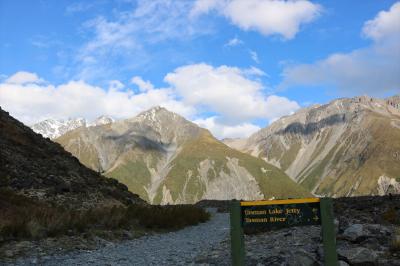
[89,115,115,127]
[31,115,114,139]
[31,118,87,139]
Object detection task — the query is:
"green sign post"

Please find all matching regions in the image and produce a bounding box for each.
[230,198,338,266]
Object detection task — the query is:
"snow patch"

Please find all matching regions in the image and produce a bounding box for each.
[377,175,400,195]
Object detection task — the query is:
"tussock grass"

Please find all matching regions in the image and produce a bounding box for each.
[383,207,400,225]
[390,227,400,252]
[0,189,210,241]
[125,204,210,229]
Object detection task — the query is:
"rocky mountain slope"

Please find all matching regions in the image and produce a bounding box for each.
[32,116,114,139]
[0,106,142,208]
[56,107,310,204]
[225,95,400,197]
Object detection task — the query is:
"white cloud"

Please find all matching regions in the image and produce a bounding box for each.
[5,71,44,84]
[194,116,261,139]
[131,76,154,92]
[249,50,260,64]
[362,2,400,42]
[281,2,400,95]
[1,66,299,138]
[190,0,221,16]
[192,0,322,39]
[243,66,267,77]
[225,37,243,46]
[164,63,299,123]
[0,73,194,125]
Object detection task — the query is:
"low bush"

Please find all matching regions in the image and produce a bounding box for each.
[383,207,400,225]
[0,189,210,241]
[390,227,400,252]
[126,204,211,229]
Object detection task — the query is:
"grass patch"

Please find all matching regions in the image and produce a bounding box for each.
[107,158,152,202]
[0,189,210,242]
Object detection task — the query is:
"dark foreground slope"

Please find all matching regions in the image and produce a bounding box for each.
[0,106,144,208]
[0,107,210,261]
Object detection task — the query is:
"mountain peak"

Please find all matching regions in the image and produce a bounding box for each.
[135,106,181,124]
[231,94,400,197]
[141,106,172,115]
[90,115,114,127]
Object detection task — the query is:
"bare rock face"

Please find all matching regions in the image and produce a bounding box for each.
[56,106,310,204]
[226,95,400,197]
[0,106,143,208]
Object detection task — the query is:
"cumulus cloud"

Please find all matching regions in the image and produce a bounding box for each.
[194,117,261,139]
[280,2,400,95]
[1,66,299,138]
[5,71,44,84]
[191,0,322,39]
[131,76,154,92]
[164,63,299,123]
[362,2,400,42]
[0,73,194,125]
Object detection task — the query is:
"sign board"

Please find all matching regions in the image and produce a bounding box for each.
[230,197,338,266]
[241,198,321,230]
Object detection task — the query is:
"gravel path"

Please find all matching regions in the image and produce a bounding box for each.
[12,209,229,266]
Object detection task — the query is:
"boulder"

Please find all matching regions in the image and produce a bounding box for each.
[289,250,317,266]
[342,224,367,242]
[338,246,377,265]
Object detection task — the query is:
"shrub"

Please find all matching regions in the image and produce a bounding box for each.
[124,204,210,229]
[383,208,400,225]
[390,227,400,252]
[0,189,210,241]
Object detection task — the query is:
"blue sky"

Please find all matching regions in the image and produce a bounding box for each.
[0,0,399,138]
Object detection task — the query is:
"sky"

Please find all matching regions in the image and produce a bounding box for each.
[0,0,399,139]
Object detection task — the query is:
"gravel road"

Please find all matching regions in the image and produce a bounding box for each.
[11,209,230,266]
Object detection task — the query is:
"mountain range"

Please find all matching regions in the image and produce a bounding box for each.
[32,116,114,139]
[29,95,400,203]
[224,95,400,197]
[54,107,310,204]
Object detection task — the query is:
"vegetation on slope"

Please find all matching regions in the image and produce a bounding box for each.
[316,112,400,196]
[107,159,152,202]
[154,131,311,204]
[0,189,210,242]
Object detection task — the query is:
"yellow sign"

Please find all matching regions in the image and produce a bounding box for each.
[240,197,320,206]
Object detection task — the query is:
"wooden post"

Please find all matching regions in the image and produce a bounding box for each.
[320,198,339,266]
[230,200,245,266]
